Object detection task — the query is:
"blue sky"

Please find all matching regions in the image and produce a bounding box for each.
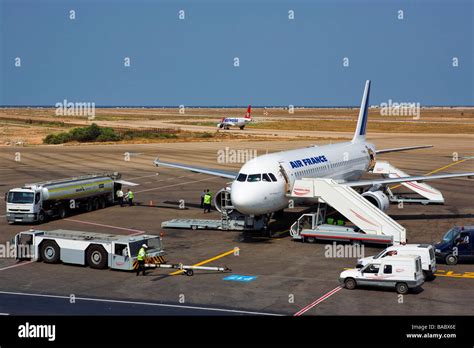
[1,0,472,106]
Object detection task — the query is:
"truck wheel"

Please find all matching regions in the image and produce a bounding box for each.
[92,199,99,211]
[344,278,357,290]
[99,198,106,209]
[305,236,316,243]
[396,282,409,294]
[184,269,194,276]
[58,205,67,219]
[40,241,60,263]
[37,210,46,224]
[445,254,458,265]
[85,200,93,212]
[86,245,108,269]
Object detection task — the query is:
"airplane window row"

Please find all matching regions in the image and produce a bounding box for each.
[294,157,363,178]
[236,173,278,182]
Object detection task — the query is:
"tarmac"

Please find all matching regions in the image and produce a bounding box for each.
[0,134,473,315]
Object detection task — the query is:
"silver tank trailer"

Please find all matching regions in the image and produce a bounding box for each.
[37,176,115,201]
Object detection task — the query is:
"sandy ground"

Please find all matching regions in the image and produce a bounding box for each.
[1,107,473,145]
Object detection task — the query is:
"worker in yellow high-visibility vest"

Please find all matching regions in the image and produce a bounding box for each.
[203,189,212,213]
[127,189,134,206]
[136,244,148,276]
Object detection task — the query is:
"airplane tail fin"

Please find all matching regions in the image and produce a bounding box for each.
[244,105,252,119]
[352,80,371,143]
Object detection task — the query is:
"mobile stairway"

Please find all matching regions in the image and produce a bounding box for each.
[289,178,406,245]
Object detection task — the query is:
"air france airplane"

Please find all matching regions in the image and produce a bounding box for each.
[217,105,252,130]
[155,81,474,217]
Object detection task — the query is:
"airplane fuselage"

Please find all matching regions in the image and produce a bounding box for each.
[230,141,376,215]
[218,117,251,128]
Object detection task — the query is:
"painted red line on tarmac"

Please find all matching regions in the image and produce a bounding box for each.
[65,219,146,235]
[294,286,343,316]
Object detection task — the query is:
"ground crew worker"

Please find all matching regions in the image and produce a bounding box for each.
[116,188,124,207]
[127,189,134,206]
[203,189,212,213]
[136,244,148,276]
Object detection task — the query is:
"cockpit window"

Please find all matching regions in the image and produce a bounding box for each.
[268,173,277,182]
[237,173,247,182]
[262,174,271,182]
[247,174,261,182]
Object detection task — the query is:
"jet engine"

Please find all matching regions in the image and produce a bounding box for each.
[213,187,233,213]
[361,190,390,212]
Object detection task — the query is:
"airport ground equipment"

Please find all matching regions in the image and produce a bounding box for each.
[339,255,424,294]
[372,161,444,204]
[161,191,267,231]
[145,262,231,276]
[289,178,406,245]
[6,172,133,224]
[435,226,474,265]
[13,229,231,275]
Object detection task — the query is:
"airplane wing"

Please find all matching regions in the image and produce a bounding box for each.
[375,145,433,154]
[154,158,237,179]
[346,172,474,188]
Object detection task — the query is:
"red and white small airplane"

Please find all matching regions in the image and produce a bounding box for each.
[217,105,252,130]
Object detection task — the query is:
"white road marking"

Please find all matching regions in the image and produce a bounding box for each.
[126,173,160,180]
[135,177,217,194]
[0,291,282,316]
[0,261,34,272]
[0,313,10,315]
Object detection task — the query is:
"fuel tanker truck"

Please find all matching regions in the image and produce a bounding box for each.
[5,173,132,224]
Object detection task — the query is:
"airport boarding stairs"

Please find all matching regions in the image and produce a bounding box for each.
[289,178,406,245]
[372,161,444,204]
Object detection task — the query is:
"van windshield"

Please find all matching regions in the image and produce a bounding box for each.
[373,250,386,259]
[443,227,460,242]
[7,191,34,204]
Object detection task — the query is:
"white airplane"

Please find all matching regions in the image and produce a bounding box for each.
[217,105,252,130]
[155,80,474,217]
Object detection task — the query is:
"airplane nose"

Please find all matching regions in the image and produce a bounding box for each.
[230,184,255,215]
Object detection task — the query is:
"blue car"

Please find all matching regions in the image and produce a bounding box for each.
[435,226,474,265]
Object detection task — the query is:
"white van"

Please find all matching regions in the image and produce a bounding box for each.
[340,255,424,294]
[357,244,436,280]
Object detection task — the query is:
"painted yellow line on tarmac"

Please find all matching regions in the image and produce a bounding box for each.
[390,158,470,190]
[434,270,474,279]
[169,248,239,276]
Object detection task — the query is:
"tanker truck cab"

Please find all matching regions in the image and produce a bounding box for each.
[357,244,437,280]
[435,226,474,265]
[6,187,42,223]
[339,255,424,294]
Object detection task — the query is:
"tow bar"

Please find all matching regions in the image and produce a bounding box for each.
[145,262,231,276]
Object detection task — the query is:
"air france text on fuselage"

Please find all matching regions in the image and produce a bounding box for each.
[289,155,328,169]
